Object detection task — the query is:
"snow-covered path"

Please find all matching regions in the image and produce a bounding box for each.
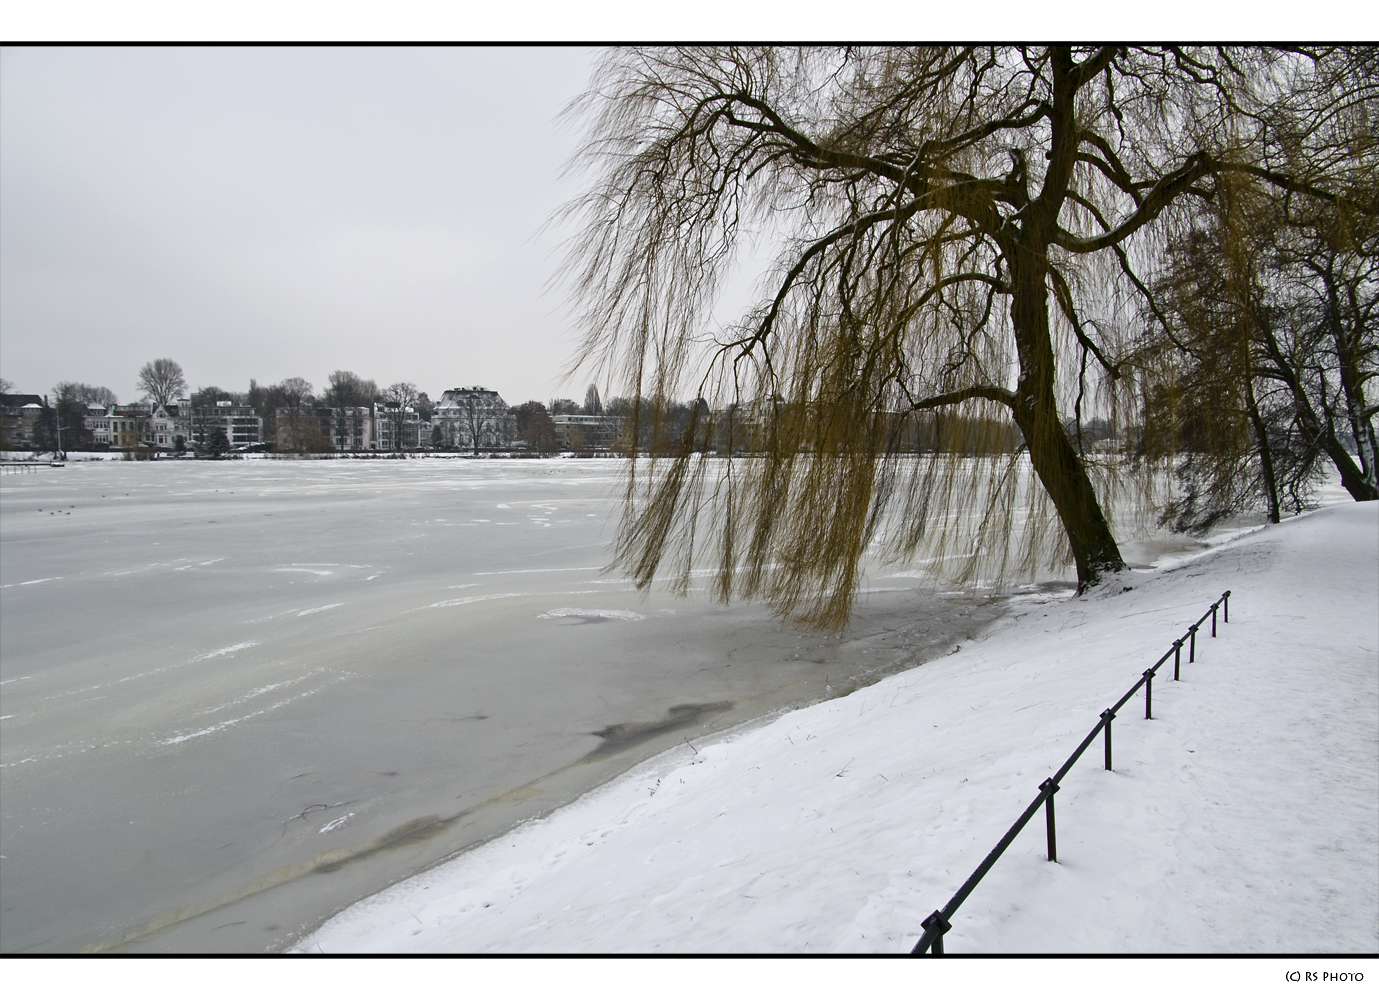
[301,502,1379,953]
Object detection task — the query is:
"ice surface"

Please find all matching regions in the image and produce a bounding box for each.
[1,457,1012,953]
[298,500,1378,954]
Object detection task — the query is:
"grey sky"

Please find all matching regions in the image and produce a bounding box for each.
[0,46,600,407]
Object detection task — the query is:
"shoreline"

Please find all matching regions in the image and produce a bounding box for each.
[115,586,1016,954]
[3,458,1339,954]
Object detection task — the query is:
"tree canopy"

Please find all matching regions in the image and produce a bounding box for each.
[323,370,380,408]
[1142,183,1378,533]
[562,46,1375,627]
[137,358,187,407]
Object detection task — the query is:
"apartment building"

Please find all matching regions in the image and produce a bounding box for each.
[192,400,263,450]
[552,412,623,450]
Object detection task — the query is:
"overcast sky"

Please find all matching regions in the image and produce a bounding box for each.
[0,46,603,406]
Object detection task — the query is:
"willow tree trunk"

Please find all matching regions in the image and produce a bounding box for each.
[1260,324,1379,502]
[1244,374,1283,523]
[1328,281,1379,489]
[1008,245,1127,589]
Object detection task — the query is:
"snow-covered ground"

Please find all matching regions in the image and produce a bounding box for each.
[300,500,1378,953]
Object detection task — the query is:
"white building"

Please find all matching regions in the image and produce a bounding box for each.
[150,402,189,450]
[373,404,424,451]
[431,387,517,451]
[276,403,423,452]
[193,401,262,450]
[320,405,375,452]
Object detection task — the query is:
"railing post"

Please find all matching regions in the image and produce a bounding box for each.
[915,910,951,955]
[1040,778,1059,862]
[906,591,1237,956]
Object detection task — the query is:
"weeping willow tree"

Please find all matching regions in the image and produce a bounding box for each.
[1140,190,1378,533]
[1139,211,1328,532]
[561,46,1373,628]
[1136,48,1378,531]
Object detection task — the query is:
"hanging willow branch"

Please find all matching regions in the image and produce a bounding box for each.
[558,45,1374,628]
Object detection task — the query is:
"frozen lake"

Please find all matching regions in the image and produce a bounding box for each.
[0,457,1012,953]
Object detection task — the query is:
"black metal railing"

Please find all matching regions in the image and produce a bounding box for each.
[911,589,1232,955]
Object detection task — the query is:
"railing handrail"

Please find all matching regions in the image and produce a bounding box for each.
[912,589,1231,955]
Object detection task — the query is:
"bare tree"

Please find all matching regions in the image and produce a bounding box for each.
[50,383,118,451]
[320,371,379,452]
[385,381,419,452]
[563,46,1372,627]
[278,377,313,414]
[273,378,322,454]
[0,378,13,448]
[459,393,491,456]
[137,359,187,407]
[323,370,379,408]
[54,382,118,407]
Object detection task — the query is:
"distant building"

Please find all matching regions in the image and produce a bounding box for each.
[1,393,45,450]
[319,405,375,452]
[275,403,422,452]
[373,404,424,452]
[150,402,189,450]
[431,387,517,451]
[84,405,114,447]
[552,413,623,450]
[193,401,262,450]
[86,403,153,450]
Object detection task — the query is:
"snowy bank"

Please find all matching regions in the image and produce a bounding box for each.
[299,502,1379,954]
